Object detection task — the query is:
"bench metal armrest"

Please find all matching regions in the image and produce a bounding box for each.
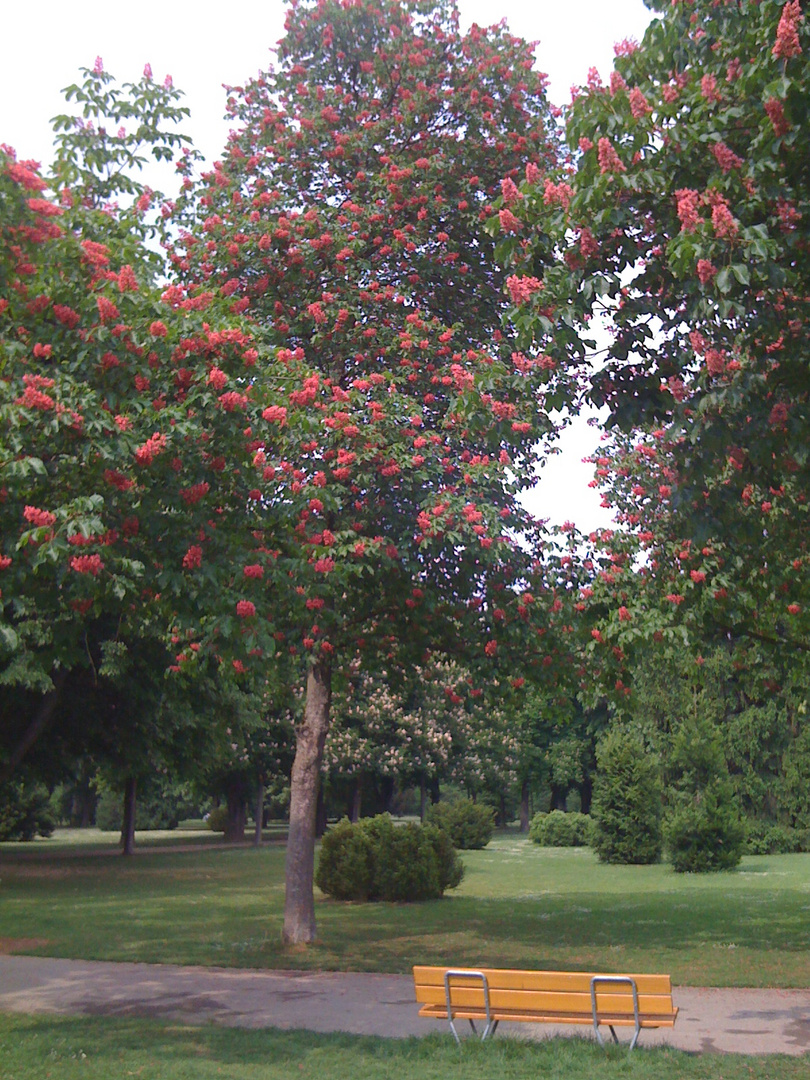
[590,975,640,1051]
[444,969,493,1044]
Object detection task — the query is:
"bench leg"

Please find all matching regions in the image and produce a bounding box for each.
[448,1017,498,1044]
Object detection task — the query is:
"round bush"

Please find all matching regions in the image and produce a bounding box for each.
[529,810,593,847]
[314,817,375,900]
[206,806,230,833]
[315,814,464,902]
[591,728,663,865]
[426,798,495,849]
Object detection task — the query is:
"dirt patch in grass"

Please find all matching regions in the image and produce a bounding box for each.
[0,937,50,954]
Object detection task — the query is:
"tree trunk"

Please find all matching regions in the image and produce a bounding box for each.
[315,785,327,839]
[224,776,247,843]
[121,777,137,856]
[550,784,567,812]
[283,658,331,945]
[519,779,530,832]
[253,778,264,846]
[578,775,593,816]
[0,670,67,786]
[420,776,427,822]
[380,775,394,814]
[350,778,362,823]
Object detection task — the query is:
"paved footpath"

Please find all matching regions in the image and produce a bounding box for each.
[1,955,809,1055]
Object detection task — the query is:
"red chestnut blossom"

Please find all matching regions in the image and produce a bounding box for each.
[498,208,522,233]
[711,200,738,239]
[182,545,203,569]
[764,97,791,136]
[52,304,80,328]
[700,73,721,102]
[134,432,168,466]
[23,506,56,528]
[236,600,256,618]
[96,296,120,323]
[207,366,228,389]
[711,141,744,172]
[500,177,522,205]
[505,274,542,305]
[262,405,287,424]
[628,87,651,118]
[597,138,626,174]
[543,179,573,208]
[773,0,803,59]
[675,188,701,232]
[696,259,717,285]
[70,553,104,575]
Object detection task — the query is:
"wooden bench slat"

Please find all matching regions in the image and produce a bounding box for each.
[417,1003,678,1027]
[413,966,672,995]
[415,985,677,1015]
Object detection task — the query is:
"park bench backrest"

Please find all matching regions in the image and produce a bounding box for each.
[413,965,675,1018]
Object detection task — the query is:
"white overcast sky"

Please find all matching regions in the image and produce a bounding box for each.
[1,0,655,533]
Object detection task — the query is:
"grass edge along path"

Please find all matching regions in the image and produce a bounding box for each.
[1,1013,808,1080]
[1,832,809,987]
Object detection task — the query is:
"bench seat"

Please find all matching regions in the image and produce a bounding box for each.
[413,965,678,1049]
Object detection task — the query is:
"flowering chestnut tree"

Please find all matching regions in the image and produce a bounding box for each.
[171,0,574,942]
[498,0,810,680]
[0,65,297,782]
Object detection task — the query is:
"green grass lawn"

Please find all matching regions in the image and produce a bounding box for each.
[1,1014,806,1080]
[1,831,809,986]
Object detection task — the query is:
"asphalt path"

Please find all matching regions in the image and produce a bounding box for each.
[1,955,809,1055]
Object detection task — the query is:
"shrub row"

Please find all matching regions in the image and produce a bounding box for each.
[425,798,495,849]
[529,810,593,847]
[315,814,464,902]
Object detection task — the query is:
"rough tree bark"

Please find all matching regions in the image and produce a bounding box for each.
[283,658,331,944]
[253,778,264,846]
[121,777,137,856]
[520,780,530,832]
[224,776,247,843]
[0,670,67,786]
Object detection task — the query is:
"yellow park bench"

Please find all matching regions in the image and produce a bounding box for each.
[413,965,678,1050]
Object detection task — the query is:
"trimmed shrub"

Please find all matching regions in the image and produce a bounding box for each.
[0,781,55,841]
[529,810,593,847]
[664,715,744,873]
[422,823,465,893]
[206,806,230,834]
[665,787,746,872]
[591,728,663,865]
[426,797,495,849]
[315,813,464,902]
